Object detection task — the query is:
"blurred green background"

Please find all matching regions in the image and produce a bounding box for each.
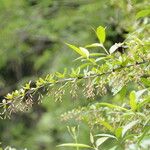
[0,0,147,149]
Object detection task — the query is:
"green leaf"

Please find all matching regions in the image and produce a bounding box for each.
[136,89,147,99]
[79,47,89,58]
[136,9,150,19]
[24,83,30,90]
[89,53,106,57]
[129,91,137,111]
[86,43,103,48]
[95,134,117,140]
[95,57,106,62]
[57,143,93,149]
[109,43,123,54]
[55,72,65,78]
[109,146,118,150]
[0,142,2,150]
[141,78,150,87]
[119,86,127,101]
[122,120,139,137]
[96,26,106,44]
[138,97,150,109]
[74,56,83,61]
[99,120,114,132]
[5,93,13,99]
[138,126,150,144]
[97,103,128,111]
[66,43,89,58]
[115,127,123,139]
[96,137,109,148]
[90,133,94,144]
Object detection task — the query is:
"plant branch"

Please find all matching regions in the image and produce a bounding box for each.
[0,60,149,118]
[1,60,149,101]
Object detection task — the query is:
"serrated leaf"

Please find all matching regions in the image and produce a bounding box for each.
[96,26,106,44]
[122,120,139,137]
[129,91,137,111]
[57,143,93,149]
[96,137,109,148]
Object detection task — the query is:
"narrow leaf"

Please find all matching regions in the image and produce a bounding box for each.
[138,97,150,109]
[96,137,109,148]
[97,103,128,111]
[89,53,106,57]
[90,133,94,144]
[109,146,118,150]
[109,43,123,54]
[136,9,150,19]
[115,127,122,139]
[95,134,117,140]
[129,91,137,111]
[66,43,88,58]
[79,47,89,58]
[57,143,93,149]
[86,43,103,48]
[122,120,139,137]
[141,78,150,87]
[96,26,106,44]
[99,120,114,132]
[95,57,106,62]
[136,89,147,99]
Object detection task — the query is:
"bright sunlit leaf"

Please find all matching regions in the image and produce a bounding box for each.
[129,91,137,111]
[96,137,109,148]
[57,143,93,149]
[66,43,89,58]
[96,26,106,44]
[122,120,139,137]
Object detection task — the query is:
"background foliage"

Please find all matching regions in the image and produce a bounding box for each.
[0,0,149,150]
